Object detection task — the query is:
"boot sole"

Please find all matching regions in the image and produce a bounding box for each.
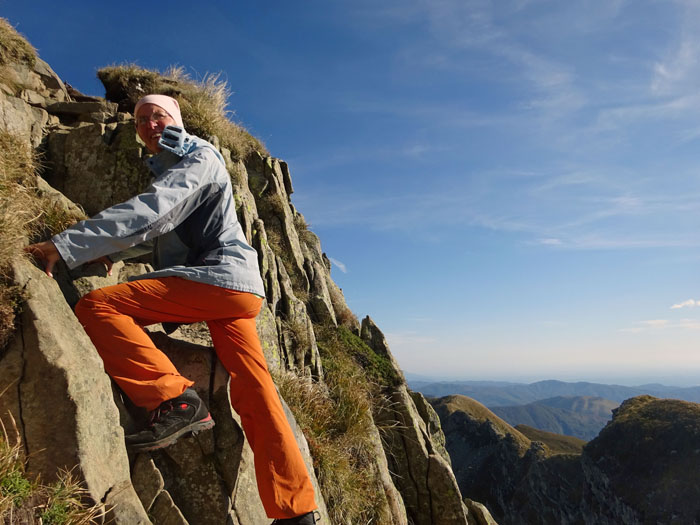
[128,415,215,453]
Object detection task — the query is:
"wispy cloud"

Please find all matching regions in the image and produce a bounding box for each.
[620,318,700,333]
[672,299,699,309]
[329,257,347,273]
[536,238,563,246]
[295,163,700,250]
[291,1,700,251]
[650,1,700,97]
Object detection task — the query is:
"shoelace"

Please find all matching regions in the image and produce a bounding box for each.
[147,401,174,428]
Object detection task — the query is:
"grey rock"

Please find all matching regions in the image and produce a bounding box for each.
[366,418,409,525]
[152,433,230,525]
[304,258,337,326]
[30,58,69,98]
[103,480,152,525]
[229,158,259,245]
[0,89,48,147]
[410,390,451,465]
[246,153,308,291]
[3,58,68,104]
[251,219,281,314]
[360,316,405,382]
[131,454,165,513]
[150,491,189,525]
[379,385,468,525]
[0,335,26,462]
[427,453,469,524]
[277,258,322,377]
[35,175,85,218]
[10,259,149,523]
[118,261,154,282]
[44,120,151,216]
[257,301,283,373]
[46,100,118,118]
[227,406,268,525]
[464,499,499,525]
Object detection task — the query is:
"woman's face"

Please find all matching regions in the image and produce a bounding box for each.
[135,103,176,153]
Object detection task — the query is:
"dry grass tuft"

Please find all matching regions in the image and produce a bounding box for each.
[0,132,39,264]
[0,131,86,349]
[0,18,36,67]
[0,132,40,347]
[97,64,267,160]
[275,342,389,524]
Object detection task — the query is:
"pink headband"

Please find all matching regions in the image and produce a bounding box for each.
[134,94,185,128]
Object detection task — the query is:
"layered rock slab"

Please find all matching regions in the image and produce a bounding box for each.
[0,259,149,524]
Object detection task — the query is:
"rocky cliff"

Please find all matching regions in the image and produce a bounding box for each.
[432,394,700,525]
[0,20,493,525]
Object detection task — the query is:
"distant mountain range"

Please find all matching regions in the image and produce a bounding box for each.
[409,379,700,406]
[490,396,619,440]
[430,394,700,524]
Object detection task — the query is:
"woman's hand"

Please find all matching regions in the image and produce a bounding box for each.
[24,241,62,278]
[86,256,113,276]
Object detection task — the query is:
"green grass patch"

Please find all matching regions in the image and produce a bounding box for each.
[1,468,31,507]
[97,64,267,160]
[38,473,103,525]
[327,325,402,388]
[0,18,36,67]
[0,420,103,523]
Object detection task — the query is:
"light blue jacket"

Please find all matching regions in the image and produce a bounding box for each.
[52,134,265,297]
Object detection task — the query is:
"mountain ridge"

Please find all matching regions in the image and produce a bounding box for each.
[411,378,700,405]
[490,395,618,440]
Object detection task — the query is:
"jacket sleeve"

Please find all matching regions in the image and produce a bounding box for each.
[107,240,154,263]
[52,148,223,269]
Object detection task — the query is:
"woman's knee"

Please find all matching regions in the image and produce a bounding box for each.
[74,289,106,323]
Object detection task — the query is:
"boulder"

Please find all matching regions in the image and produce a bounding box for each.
[3,259,149,524]
[44,120,150,216]
[379,386,469,525]
[0,89,48,147]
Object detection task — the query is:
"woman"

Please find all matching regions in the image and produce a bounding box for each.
[26,94,319,524]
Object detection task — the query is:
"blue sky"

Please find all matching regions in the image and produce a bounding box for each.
[4,0,699,385]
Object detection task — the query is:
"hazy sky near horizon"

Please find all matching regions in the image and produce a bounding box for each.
[3,0,699,386]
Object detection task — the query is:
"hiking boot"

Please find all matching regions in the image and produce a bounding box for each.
[126,388,214,452]
[271,511,320,524]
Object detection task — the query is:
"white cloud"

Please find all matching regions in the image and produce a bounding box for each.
[537,238,562,246]
[651,16,700,96]
[641,319,669,328]
[678,318,700,330]
[328,257,347,273]
[620,318,700,333]
[671,299,699,309]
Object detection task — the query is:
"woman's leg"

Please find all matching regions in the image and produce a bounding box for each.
[208,313,316,519]
[74,278,201,410]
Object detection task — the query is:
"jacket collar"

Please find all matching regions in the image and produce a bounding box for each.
[145,135,226,176]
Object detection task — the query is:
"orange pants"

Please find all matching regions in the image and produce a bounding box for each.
[74,277,316,519]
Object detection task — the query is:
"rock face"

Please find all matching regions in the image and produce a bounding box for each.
[362,319,473,525]
[0,28,484,525]
[433,394,700,525]
[1,259,150,524]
